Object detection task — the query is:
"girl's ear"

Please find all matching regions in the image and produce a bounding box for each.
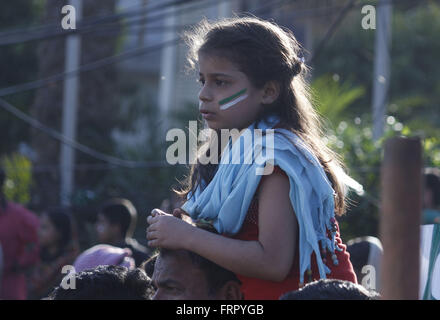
[261,81,280,105]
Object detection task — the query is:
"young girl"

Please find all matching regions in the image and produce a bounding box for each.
[146,17,357,300]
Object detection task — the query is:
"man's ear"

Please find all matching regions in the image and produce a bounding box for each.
[261,80,280,105]
[217,281,243,300]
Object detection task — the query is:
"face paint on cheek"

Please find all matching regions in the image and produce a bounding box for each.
[219,88,248,110]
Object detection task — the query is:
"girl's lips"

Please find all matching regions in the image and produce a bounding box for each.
[200,110,216,120]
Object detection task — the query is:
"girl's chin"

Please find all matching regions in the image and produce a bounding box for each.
[204,119,220,130]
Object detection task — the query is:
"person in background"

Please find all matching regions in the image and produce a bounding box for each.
[96,198,151,267]
[0,168,40,300]
[47,265,153,300]
[28,208,79,299]
[422,168,440,224]
[73,244,135,273]
[279,279,380,300]
[346,236,383,293]
[420,167,440,300]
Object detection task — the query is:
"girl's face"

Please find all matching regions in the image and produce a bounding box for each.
[197,53,265,131]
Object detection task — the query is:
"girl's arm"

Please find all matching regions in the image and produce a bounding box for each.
[147,170,298,282]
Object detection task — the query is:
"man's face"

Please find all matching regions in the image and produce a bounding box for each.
[151,250,213,300]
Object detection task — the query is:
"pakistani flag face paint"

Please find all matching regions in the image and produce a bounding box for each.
[219,88,248,110]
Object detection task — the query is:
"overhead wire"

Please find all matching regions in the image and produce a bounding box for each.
[0,0,289,167]
[0,0,207,45]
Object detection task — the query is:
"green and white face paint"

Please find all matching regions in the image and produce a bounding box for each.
[219,88,248,110]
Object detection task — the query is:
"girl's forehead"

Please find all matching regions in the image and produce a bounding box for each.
[198,53,240,74]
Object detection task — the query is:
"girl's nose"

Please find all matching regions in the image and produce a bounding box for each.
[198,84,213,103]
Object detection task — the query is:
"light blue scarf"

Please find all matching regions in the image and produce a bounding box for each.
[181,114,340,283]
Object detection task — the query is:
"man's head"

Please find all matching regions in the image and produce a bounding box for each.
[346,236,383,291]
[145,212,242,300]
[424,168,440,209]
[48,265,153,300]
[149,248,242,300]
[96,198,137,243]
[279,279,381,300]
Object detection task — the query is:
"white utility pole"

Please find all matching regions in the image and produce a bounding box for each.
[158,5,177,138]
[372,0,392,141]
[60,0,82,205]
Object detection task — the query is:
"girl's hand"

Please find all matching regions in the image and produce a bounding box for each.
[146,208,194,250]
[150,208,171,217]
[172,207,186,218]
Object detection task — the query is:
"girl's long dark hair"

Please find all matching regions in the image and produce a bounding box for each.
[175,17,347,216]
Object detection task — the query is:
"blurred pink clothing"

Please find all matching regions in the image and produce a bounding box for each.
[74,244,135,273]
[0,202,40,300]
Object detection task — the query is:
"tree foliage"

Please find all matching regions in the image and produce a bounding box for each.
[2,153,33,205]
[311,2,440,240]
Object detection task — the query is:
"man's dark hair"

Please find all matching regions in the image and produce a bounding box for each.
[279,279,381,300]
[346,240,370,278]
[48,265,154,300]
[100,198,137,238]
[425,168,440,207]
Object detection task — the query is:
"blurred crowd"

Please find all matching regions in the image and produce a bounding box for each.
[0,166,152,299]
[0,167,439,300]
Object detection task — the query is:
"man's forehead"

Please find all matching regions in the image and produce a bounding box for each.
[153,252,187,279]
[153,251,204,282]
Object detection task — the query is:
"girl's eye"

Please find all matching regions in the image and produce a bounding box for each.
[215,79,227,86]
[197,78,228,87]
